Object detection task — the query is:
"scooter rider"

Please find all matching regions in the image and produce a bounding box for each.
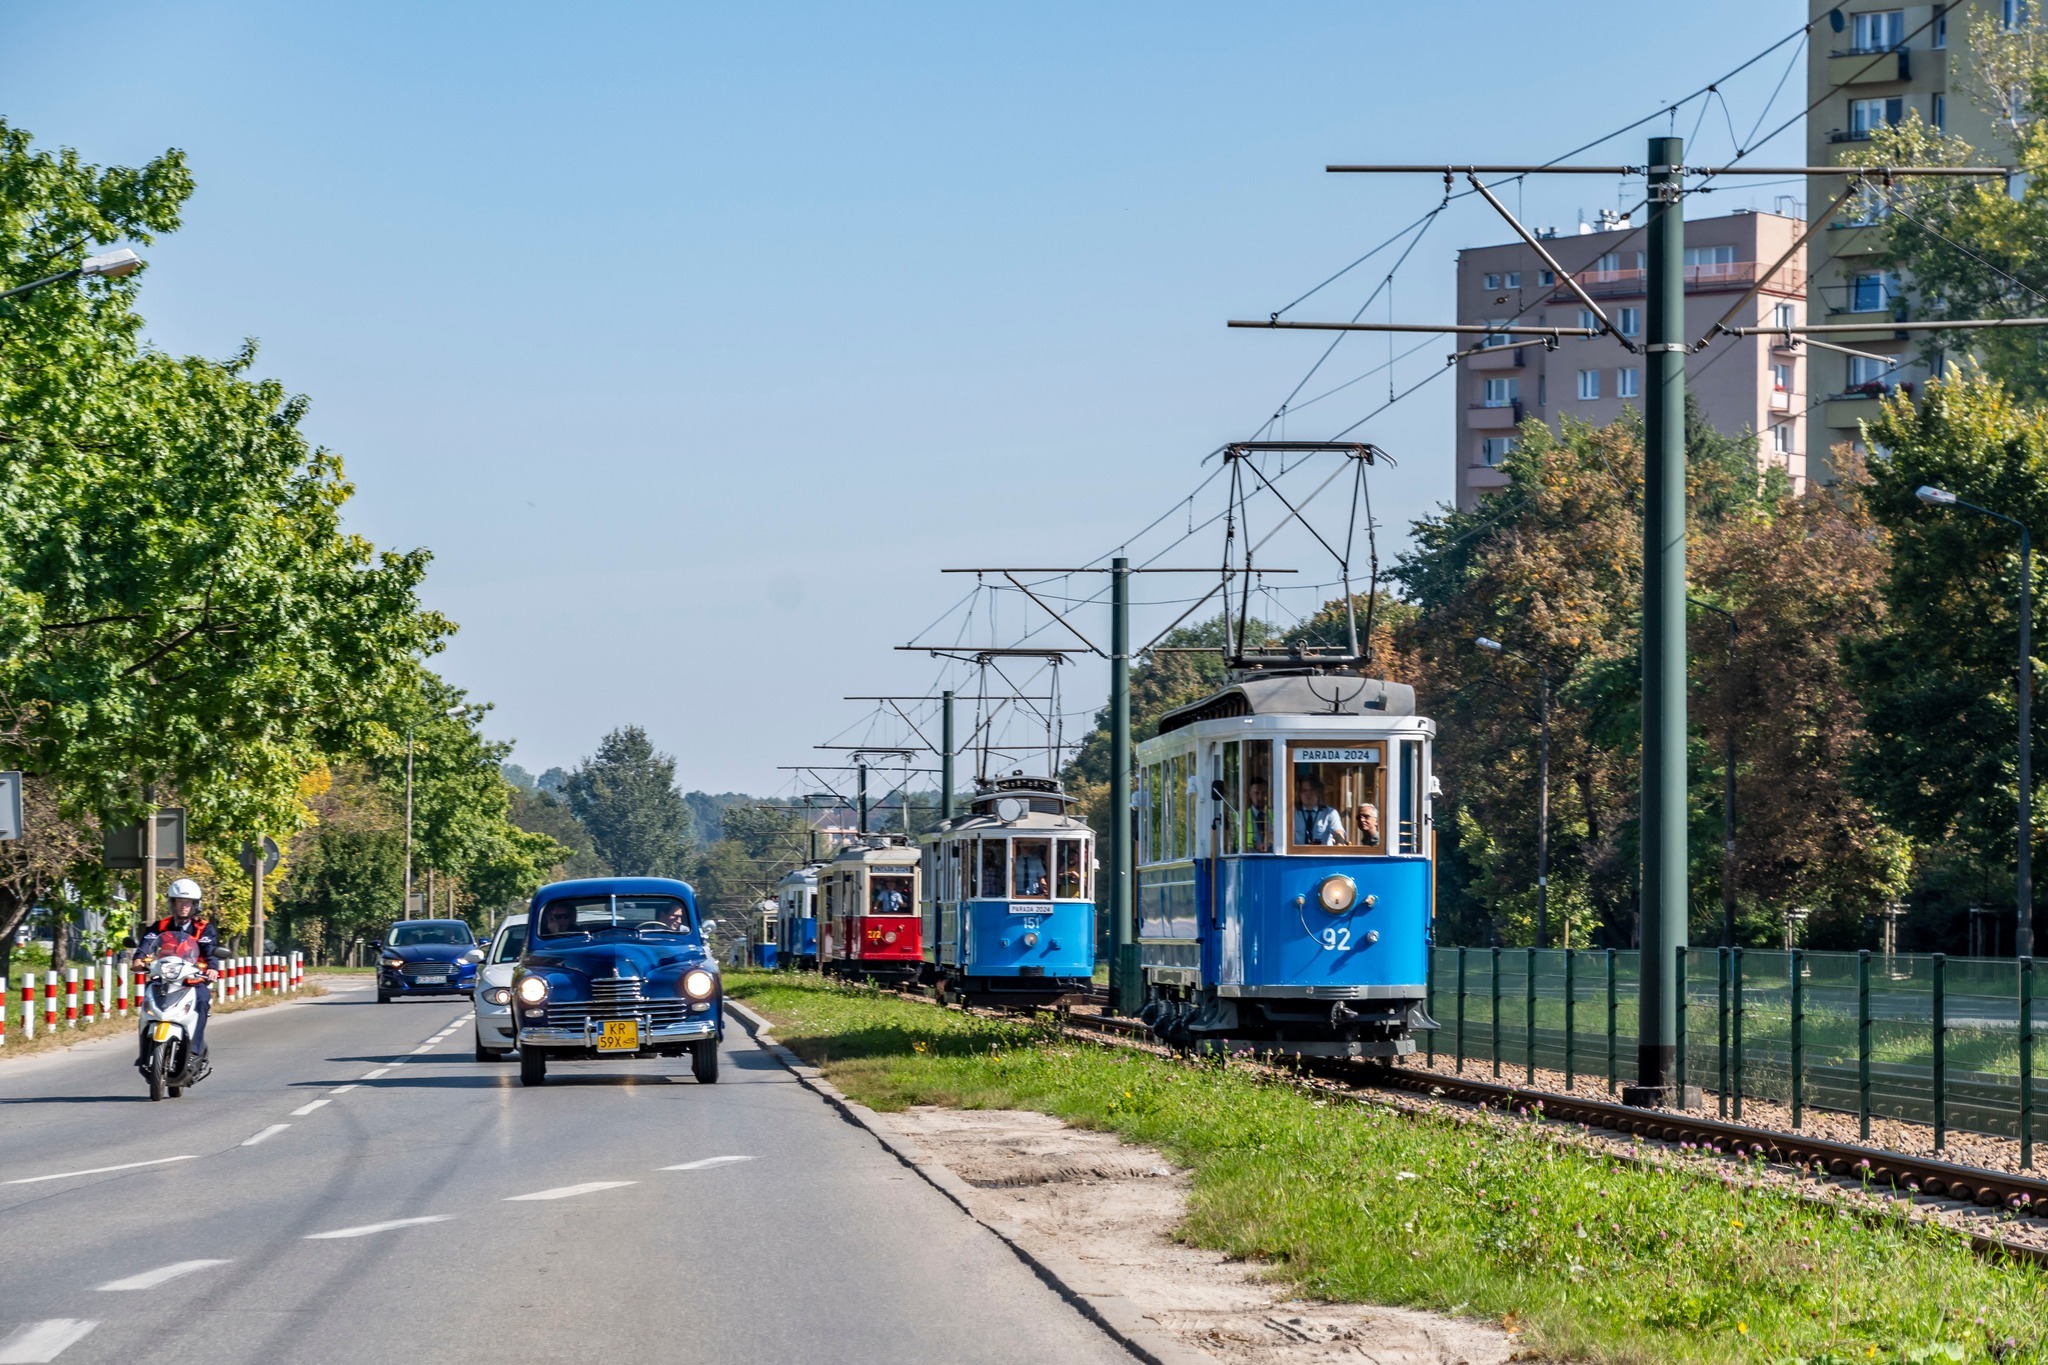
[135,879,223,1061]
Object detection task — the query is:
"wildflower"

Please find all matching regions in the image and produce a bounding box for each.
[1731,1220,1744,1230]
[1396,1171,1418,1181]
[1737,1323,1747,1336]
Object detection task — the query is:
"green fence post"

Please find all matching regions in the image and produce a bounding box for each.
[2022,955,2034,1170]
[1675,944,1688,1105]
[1564,948,1577,1092]
[1491,946,1502,1080]
[1858,948,1872,1143]
[1933,952,1947,1151]
[1790,947,1804,1130]
[1731,947,1745,1122]
[1455,946,1467,1074]
[1426,949,1436,1067]
[1717,946,1729,1119]
[1606,948,1618,1095]
[1526,946,1537,1084]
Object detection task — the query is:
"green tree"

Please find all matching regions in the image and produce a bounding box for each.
[508,786,609,879]
[564,726,692,877]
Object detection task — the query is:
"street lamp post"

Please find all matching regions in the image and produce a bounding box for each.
[1689,597,1739,949]
[1477,637,1550,949]
[1918,484,2034,958]
[0,249,143,302]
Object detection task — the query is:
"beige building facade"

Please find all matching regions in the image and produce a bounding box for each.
[1452,210,1808,511]
[1805,0,2017,471]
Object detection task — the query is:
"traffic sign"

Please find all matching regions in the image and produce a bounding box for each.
[238,836,281,876]
[0,772,20,841]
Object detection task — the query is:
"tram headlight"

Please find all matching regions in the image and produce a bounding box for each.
[1316,875,1358,913]
[515,975,549,1004]
[883,931,898,944]
[1022,932,1039,948]
[682,969,717,999]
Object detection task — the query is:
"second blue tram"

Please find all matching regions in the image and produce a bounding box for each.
[776,865,819,969]
[923,776,1096,1007]
[1134,673,1436,1058]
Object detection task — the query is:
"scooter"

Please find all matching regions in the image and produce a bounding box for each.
[137,955,212,1101]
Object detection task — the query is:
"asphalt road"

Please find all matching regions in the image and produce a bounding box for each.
[0,980,1133,1365]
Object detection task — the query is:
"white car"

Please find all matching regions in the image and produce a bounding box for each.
[473,914,528,1061]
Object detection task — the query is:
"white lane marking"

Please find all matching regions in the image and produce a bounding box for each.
[2,1155,197,1187]
[96,1260,231,1291]
[504,1181,637,1202]
[304,1215,452,1240]
[241,1125,290,1147]
[661,1155,756,1172]
[410,1045,436,1054]
[362,1067,394,1079]
[0,1319,96,1363]
[327,1084,359,1095]
[289,1099,330,1117]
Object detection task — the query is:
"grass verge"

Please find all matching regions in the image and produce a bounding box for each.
[728,969,2044,1365]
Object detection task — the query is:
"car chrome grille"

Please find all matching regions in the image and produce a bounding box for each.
[552,977,689,1029]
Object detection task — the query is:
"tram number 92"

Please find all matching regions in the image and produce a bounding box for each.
[1319,926,1352,951]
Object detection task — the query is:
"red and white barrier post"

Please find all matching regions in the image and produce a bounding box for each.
[81,968,95,1024]
[44,970,59,1029]
[19,972,32,1041]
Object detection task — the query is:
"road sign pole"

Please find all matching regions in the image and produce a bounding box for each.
[1629,135,1689,1107]
[1111,557,1139,1015]
[941,691,956,824]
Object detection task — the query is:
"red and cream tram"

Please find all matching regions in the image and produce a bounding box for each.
[818,836,922,983]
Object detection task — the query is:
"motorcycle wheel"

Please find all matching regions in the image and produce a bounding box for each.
[147,1040,170,1102]
[691,1038,720,1085]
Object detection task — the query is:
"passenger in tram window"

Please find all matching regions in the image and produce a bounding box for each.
[1243,777,1274,853]
[1356,801,1382,846]
[1013,839,1051,897]
[1056,840,1086,898]
[872,880,907,915]
[1292,773,1347,846]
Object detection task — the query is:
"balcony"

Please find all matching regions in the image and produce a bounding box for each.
[1465,465,1512,492]
[1770,388,1794,412]
[1468,400,1523,430]
[1465,345,1525,370]
[1826,47,1911,85]
[1826,222,1887,256]
[1822,381,1913,431]
[1549,260,1805,302]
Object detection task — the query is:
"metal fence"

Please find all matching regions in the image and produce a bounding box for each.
[1423,946,2042,1165]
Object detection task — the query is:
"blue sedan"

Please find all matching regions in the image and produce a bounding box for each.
[377,919,484,1002]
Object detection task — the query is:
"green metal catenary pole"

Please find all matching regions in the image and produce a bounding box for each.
[1634,134,1690,1107]
[1109,558,1139,1016]
[940,691,956,824]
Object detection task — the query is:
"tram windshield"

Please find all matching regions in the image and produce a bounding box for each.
[869,873,913,915]
[1056,839,1087,898]
[1012,839,1051,898]
[1288,744,1384,853]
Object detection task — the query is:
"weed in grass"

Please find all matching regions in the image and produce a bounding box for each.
[728,971,2048,1365]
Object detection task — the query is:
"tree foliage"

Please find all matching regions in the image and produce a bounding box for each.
[564,726,693,878]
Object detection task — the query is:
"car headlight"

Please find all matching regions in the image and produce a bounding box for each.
[515,975,549,1004]
[484,987,512,1006]
[381,956,405,969]
[1316,874,1358,913]
[682,969,716,1000]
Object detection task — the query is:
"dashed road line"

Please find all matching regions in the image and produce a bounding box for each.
[661,1155,756,1171]
[96,1260,231,1292]
[3,1156,198,1187]
[289,1099,330,1117]
[504,1181,637,1202]
[327,1084,359,1095]
[0,1319,96,1363]
[362,1066,395,1079]
[304,1215,452,1240]
[241,1125,289,1147]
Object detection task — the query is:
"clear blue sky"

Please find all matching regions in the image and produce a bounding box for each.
[3,1,1810,793]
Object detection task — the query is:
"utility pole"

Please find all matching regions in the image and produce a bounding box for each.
[941,691,956,824]
[1631,136,1689,1106]
[857,760,869,836]
[140,782,158,929]
[403,725,415,919]
[1111,557,1138,1015]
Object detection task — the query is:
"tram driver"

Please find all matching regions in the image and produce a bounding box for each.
[1293,774,1346,846]
[1013,840,1050,898]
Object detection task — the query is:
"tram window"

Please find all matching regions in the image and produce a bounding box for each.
[1145,764,1162,865]
[1013,838,1051,897]
[979,839,1006,898]
[871,873,912,915]
[1398,741,1421,855]
[1287,743,1385,853]
[1221,743,1241,854]
[1242,739,1274,853]
[1056,839,1088,898]
[1174,753,1193,859]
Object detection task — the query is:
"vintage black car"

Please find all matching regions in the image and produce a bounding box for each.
[510,877,722,1086]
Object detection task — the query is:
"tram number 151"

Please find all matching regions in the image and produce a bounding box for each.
[1319,926,1352,951]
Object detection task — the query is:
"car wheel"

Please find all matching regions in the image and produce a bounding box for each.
[519,1048,548,1086]
[376,990,391,1004]
[474,1034,492,1062]
[691,1039,719,1085]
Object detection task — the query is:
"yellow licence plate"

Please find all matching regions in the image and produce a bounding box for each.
[597,1020,640,1052]
[151,1022,173,1041]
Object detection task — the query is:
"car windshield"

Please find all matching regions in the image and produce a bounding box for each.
[388,922,474,947]
[533,895,695,939]
[492,924,528,963]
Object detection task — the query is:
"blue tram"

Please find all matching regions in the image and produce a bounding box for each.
[1134,673,1436,1058]
[775,865,819,969]
[922,776,1095,1007]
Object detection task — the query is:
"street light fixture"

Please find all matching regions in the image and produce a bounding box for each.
[1917,483,2034,958]
[1476,636,1552,949]
[0,247,145,302]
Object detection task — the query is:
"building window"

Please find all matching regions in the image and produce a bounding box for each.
[1480,437,1516,467]
[1849,271,1900,312]
[1483,378,1520,407]
[1771,423,1795,454]
[2005,0,2030,31]
[1504,271,1521,289]
[1848,354,1900,391]
[1933,93,1946,131]
[1577,308,1598,332]
[1536,373,1546,407]
[1482,272,1501,290]
[1539,269,1556,286]
[1617,367,1640,399]
[1684,245,1737,267]
[1849,97,1906,137]
[1617,306,1642,337]
[1852,9,1905,50]
[1593,251,1620,275]
[1773,301,1798,330]
[1935,4,1947,46]
[1577,369,1601,400]
[1772,362,1793,392]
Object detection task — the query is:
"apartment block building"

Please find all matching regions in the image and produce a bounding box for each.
[1452,210,1808,511]
[1805,0,2018,470]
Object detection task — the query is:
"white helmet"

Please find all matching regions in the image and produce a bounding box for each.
[166,878,204,903]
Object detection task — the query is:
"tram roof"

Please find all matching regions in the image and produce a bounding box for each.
[1155,673,1416,735]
